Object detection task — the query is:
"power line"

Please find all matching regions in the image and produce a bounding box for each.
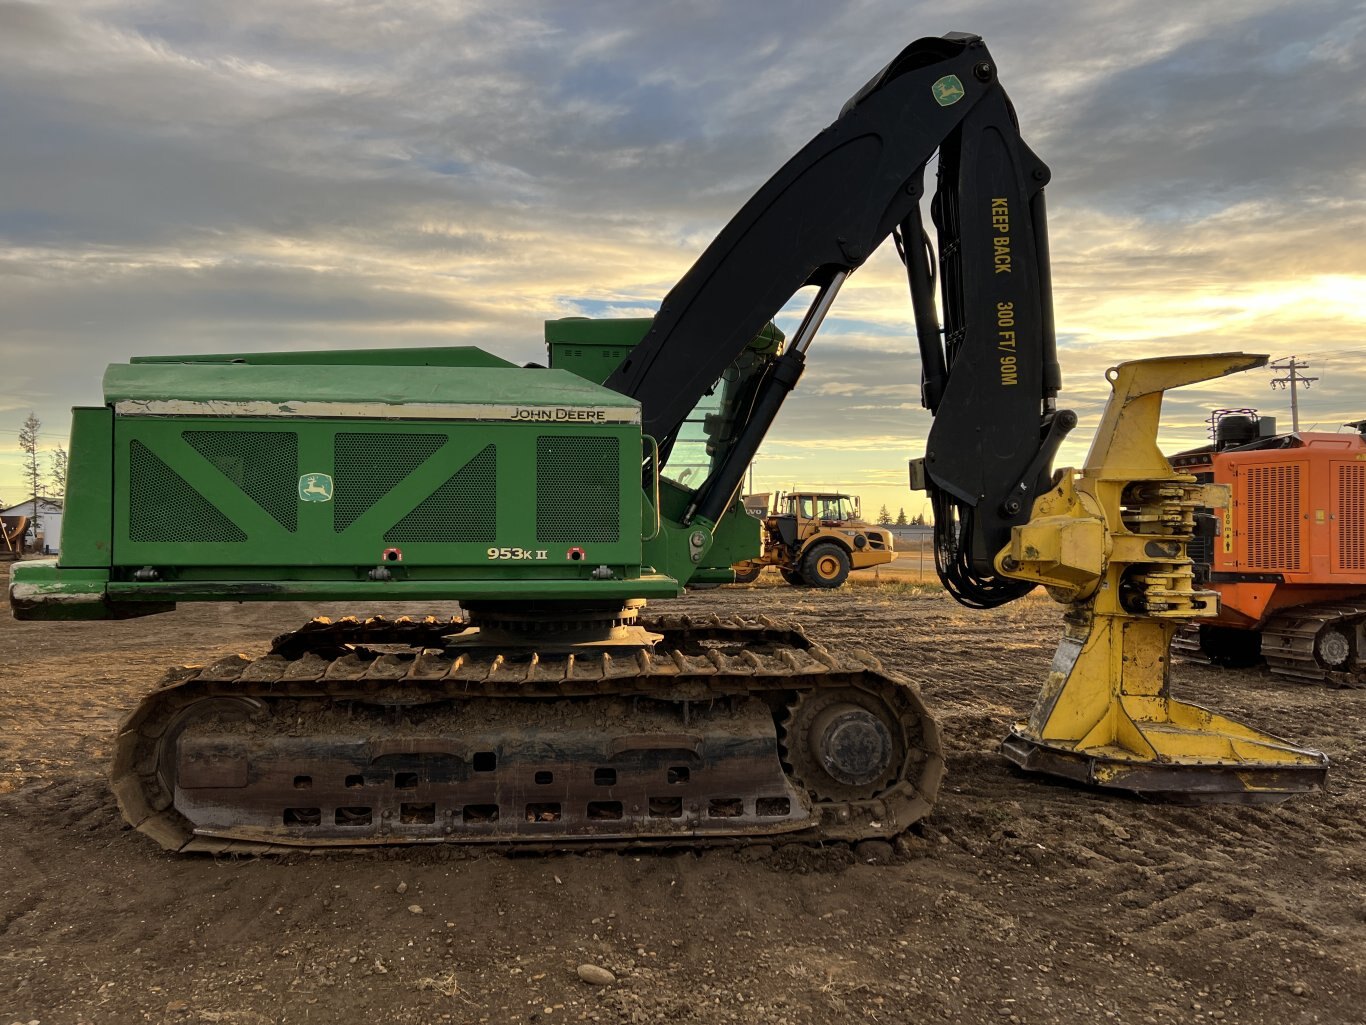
[1293,347,1366,360]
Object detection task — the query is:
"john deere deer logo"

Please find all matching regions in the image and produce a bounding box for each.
[932,75,965,106]
[298,473,334,503]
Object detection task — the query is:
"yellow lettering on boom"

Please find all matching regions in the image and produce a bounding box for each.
[996,301,1018,386]
[991,197,1011,274]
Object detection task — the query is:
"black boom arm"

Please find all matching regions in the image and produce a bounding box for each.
[604,32,1073,606]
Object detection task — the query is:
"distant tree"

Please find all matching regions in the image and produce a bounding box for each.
[895,507,908,526]
[876,504,891,525]
[19,412,42,546]
[912,511,926,526]
[48,445,68,500]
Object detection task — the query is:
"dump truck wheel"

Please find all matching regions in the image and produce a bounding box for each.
[732,564,762,584]
[802,543,850,588]
[780,569,807,586]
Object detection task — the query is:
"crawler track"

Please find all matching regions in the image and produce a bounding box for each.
[110,614,944,853]
[1170,623,1261,668]
[1174,604,1366,687]
[1261,602,1366,688]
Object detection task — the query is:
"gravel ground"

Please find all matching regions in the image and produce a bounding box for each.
[2,566,1362,1025]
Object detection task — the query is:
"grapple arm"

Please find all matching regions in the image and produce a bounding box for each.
[996,354,1329,799]
[604,34,1066,548]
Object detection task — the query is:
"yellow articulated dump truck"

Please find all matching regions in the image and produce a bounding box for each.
[733,491,894,587]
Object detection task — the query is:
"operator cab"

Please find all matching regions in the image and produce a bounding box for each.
[782,492,860,525]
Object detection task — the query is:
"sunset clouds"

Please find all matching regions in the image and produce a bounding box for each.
[2,1,1363,515]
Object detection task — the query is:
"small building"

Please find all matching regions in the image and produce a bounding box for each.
[0,497,64,554]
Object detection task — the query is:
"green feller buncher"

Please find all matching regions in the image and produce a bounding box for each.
[11,33,1326,852]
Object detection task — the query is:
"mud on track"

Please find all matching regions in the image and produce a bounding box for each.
[2,565,1363,1025]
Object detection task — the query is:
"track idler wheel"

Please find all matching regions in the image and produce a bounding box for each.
[1315,625,1354,670]
[155,696,265,798]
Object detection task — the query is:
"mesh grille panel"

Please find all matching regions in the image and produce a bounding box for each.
[1245,464,1301,570]
[385,445,497,543]
[333,433,446,532]
[536,436,619,543]
[185,430,298,531]
[1339,463,1365,571]
[1186,529,1211,571]
[128,440,247,544]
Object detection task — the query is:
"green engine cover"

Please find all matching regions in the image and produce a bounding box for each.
[12,327,769,620]
[104,361,643,574]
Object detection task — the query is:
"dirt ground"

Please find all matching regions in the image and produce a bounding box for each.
[1,560,1362,1025]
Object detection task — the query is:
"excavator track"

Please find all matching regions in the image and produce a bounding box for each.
[1169,624,1204,663]
[1170,622,1262,668]
[1174,605,1366,686]
[1261,602,1366,688]
[110,615,944,853]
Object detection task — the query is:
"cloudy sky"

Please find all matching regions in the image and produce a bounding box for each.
[2,0,1364,520]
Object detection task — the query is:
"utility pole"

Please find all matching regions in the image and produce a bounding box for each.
[1269,356,1318,433]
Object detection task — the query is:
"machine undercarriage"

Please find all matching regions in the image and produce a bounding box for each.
[113,611,943,852]
[1176,603,1366,687]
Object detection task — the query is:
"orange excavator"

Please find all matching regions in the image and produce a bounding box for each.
[1,515,29,560]
[1171,412,1366,685]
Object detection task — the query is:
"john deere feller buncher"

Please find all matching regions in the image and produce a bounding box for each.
[11,33,1327,852]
